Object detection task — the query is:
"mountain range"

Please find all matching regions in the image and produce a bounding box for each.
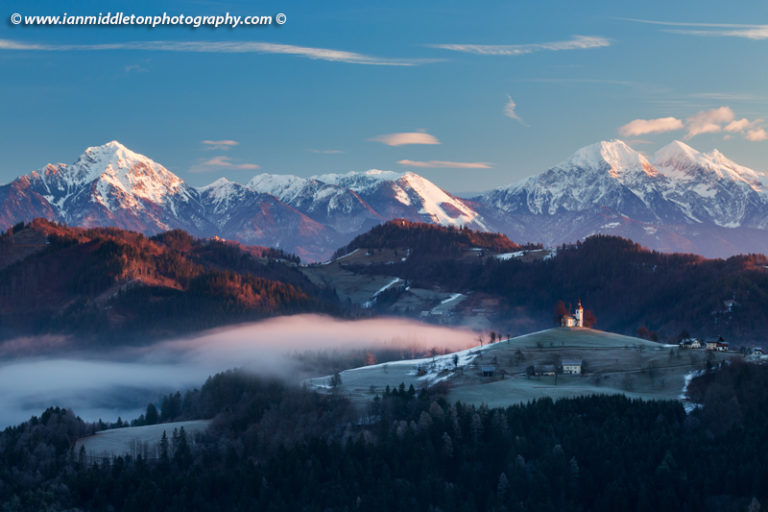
[2,139,767,259]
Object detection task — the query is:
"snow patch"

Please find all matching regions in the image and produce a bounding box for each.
[496,251,525,261]
[362,277,402,308]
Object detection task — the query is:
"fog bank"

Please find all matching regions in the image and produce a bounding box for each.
[0,315,476,427]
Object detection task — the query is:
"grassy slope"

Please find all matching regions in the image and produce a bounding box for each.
[309,327,730,407]
[75,420,211,460]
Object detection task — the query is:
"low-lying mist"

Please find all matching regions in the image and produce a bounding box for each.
[0,314,476,427]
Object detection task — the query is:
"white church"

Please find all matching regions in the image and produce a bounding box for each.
[561,299,584,327]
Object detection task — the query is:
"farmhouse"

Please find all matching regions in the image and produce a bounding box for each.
[561,299,584,327]
[705,337,728,352]
[534,364,556,376]
[679,337,702,349]
[562,359,583,375]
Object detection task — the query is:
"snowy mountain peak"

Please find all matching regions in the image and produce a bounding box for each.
[314,169,403,191]
[653,140,700,166]
[65,140,184,192]
[199,177,235,192]
[247,173,310,200]
[654,141,766,187]
[561,140,654,177]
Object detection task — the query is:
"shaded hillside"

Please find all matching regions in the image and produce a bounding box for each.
[340,223,768,342]
[4,365,768,511]
[333,219,521,259]
[0,219,338,344]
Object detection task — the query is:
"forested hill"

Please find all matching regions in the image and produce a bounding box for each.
[332,219,521,259]
[2,362,768,510]
[339,223,768,342]
[0,219,338,345]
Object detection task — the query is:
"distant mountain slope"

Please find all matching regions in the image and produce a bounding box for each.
[332,218,519,259]
[1,139,768,260]
[0,220,336,344]
[325,221,768,343]
[476,140,768,257]
[0,142,490,261]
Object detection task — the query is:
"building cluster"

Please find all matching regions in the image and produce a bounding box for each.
[561,300,584,328]
[529,359,583,377]
[679,336,729,351]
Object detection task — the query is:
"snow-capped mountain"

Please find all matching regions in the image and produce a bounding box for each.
[246,169,488,233]
[2,139,767,260]
[246,172,385,234]
[477,139,768,256]
[653,141,768,229]
[6,141,211,235]
[0,142,488,260]
[197,177,342,258]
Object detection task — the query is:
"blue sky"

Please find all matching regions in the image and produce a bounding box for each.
[1,0,767,193]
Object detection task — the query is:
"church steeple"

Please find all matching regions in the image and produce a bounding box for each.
[575,299,584,327]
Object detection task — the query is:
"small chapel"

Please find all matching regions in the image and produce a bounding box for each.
[561,299,584,327]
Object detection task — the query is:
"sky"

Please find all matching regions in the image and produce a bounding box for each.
[1,0,767,194]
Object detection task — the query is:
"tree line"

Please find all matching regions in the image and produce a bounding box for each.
[1,362,767,511]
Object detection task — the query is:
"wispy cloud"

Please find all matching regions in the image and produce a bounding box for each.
[617,107,767,142]
[619,116,684,136]
[397,159,491,169]
[691,92,768,102]
[745,127,768,141]
[683,106,767,141]
[201,140,239,151]
[124,63,148,73]
[429,35,610,56]
[514,78,637,86]
[503,97,526,125]
[0,39,433,66]
[685,106,735,138]
[310,149,344,154]
[190,156,260,173]
[369,132,440,146]
[620,18,768,40]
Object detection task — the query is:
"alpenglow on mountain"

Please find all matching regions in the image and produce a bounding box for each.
[476,139,768,256]
[1,139,767,259]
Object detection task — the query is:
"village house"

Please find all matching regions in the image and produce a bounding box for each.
[561,299,584,327]
[705,337,728,352]
[481,365,496,377]
[562,359,583,375]
[534,364,556,376]
[679,337,702,349]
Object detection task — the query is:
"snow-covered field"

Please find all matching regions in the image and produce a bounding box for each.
[75,420,211,460]
[308,327,728,408]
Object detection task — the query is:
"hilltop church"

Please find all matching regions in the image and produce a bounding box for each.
[561,300,584,327]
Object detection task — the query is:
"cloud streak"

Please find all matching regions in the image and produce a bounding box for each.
[201,140,239,151]
[619,117,684,136]
[618,107,767,142]
[430,35,610,56]
[0,39,433,66]
[620,19,768,40]
[397,159,491,169]
[310,149,344,154]
[369,132,440,146]
[190,155,260,173]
